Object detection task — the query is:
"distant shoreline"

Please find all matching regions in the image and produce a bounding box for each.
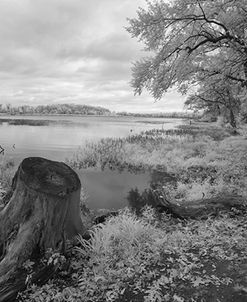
[0,112,197,119]
[0,103,199,119]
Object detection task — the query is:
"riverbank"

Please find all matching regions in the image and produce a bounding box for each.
[1,121,247,301]
[22,121,245,302]
[69,121,247,203]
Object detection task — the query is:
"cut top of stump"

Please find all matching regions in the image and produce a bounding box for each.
[18,157,81,196]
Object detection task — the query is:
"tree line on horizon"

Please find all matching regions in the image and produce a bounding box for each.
[117,111,199,119]
[0,103,199,118]
[0,103,111,116]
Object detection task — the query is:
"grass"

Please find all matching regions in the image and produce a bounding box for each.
[0,158,15,207]
[2,121,247,301]
[19,207,247,302]
[68,123,235,173]
[68,122,247,201]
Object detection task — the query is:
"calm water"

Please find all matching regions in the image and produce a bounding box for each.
[0,115,181,209]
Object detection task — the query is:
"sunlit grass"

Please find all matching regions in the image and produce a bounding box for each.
[20,207,247,302]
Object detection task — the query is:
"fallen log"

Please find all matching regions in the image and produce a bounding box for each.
[94,194,246,224]
[0,157,88,301]
[157,194,247,219]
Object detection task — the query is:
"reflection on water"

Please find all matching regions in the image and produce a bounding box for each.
[127,170,176,212]
[77,168,176,210]
[149,169,177,187]
[127,188,161,213]
[78,168,151,209]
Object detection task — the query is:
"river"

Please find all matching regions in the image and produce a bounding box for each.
[0,115,181,209]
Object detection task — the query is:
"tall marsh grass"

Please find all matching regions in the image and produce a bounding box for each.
[68,124,247,200]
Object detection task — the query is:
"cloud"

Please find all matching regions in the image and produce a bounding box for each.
[0,0,185,112]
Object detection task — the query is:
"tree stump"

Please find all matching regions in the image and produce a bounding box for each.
[0,157,88,290]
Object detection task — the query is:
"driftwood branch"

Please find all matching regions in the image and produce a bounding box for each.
[158,194,247,219]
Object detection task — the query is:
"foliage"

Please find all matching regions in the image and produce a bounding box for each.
[185,78,242,127]
[0,103,111,116]
[241,99,247,123]
[127,0,247,98]
[116,111,200,119]
[19,208,247,301]
[0,158,15,206]
[127,0,247,127]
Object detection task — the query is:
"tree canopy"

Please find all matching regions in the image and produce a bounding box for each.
[127,0,247,100]
[185,76,241,126]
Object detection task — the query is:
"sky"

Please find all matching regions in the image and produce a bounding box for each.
[0,0,186,113]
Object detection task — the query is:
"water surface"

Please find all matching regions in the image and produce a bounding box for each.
[0,115,181,162]
[79,168,151,209]
[0,115,181,209]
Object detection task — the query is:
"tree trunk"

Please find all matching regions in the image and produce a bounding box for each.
[244,60,247,88]
[229,108,237,128]
[0,157,88,295]
[157,194,246,219]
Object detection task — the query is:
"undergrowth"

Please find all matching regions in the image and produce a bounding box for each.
[19,207,247,302]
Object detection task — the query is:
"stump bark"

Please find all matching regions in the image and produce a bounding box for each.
[0,157,88,292]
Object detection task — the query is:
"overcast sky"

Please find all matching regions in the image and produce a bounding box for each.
[0,0,185,113]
